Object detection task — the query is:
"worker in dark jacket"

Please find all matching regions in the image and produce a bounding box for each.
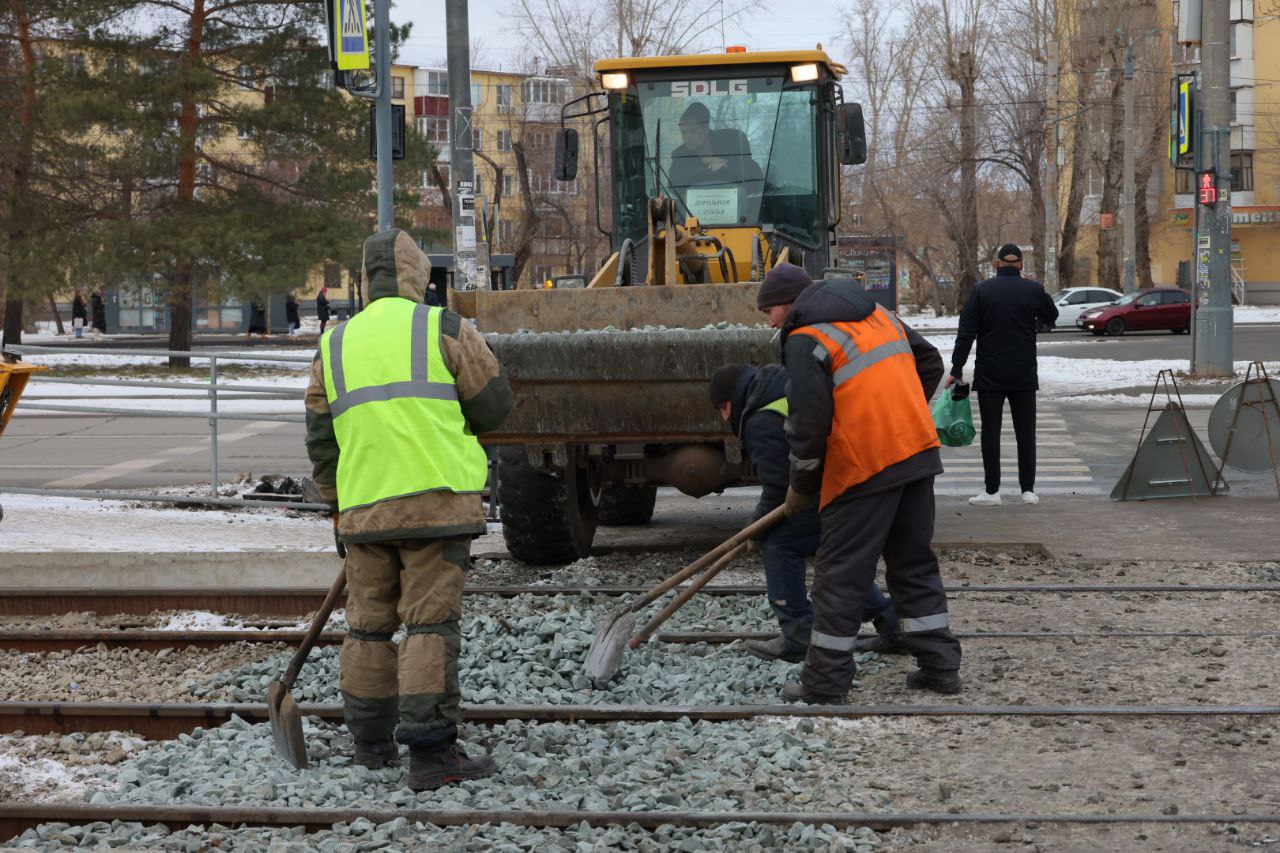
[947,244,1059,506]
[709,363,905,662]
[756,263,963,703]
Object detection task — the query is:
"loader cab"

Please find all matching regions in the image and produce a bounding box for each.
[559,50,861,282]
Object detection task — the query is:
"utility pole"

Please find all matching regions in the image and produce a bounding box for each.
[1192,0,1233,376]
[373,0,393,232]
[1044,30,1060,292]
[1121,28,1157,295]
[446,0,489,291]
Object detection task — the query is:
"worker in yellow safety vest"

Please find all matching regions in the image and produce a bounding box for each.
[305,229,513,790]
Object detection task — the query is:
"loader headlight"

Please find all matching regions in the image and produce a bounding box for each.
[601,72,629,91]
[790,63,819,83]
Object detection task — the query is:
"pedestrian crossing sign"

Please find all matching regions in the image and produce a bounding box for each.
[331,0,369,71]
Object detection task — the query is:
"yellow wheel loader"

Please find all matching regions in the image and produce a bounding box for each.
[453,48,867,562]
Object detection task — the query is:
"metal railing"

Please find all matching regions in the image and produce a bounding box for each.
[2,344,502,521]
[2,344,329,511]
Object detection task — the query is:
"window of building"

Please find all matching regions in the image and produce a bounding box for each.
[421,169,433,189]
[424,71,448,95]
[471,83,482,106]
[237,124,252,140]
[473,127,482,150]
[237,63,254,89]
[521,79,567,104]
[1231,152,1254,191]
[497,129,513,151]
[502,174,516,197]
[531,265,556,285]
[416,116,449,143]
[66,53,86,75]
[1175,169,1194,194]
[392,76,405,99]
[1230,90,1238,123]
[496,84,513,110]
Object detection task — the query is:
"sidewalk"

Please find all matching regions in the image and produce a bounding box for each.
[2,488,1275,589]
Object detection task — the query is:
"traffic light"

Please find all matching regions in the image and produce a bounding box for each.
[1198,171,1217,207]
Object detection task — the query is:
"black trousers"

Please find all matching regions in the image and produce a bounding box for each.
[802,476,962,698]
[977,390,1037,494]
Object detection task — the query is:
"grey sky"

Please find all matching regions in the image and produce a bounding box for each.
[394,0,852,72]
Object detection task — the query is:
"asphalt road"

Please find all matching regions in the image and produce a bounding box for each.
[1037,324,1277,362]
[2,326,1276,494]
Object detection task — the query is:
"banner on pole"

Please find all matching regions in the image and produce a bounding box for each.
[332,0,370,71]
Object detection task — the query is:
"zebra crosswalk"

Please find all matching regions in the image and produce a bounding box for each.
[936,408,1102,496]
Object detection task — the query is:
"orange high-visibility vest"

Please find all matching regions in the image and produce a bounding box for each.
[791,307,940,509]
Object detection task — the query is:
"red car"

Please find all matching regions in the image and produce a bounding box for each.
[1077,288,1192,336]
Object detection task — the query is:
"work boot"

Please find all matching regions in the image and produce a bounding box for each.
[353,737,401,769]
[782,680,848,705]
[854,634,908,655]
[406,743,497,791]
[743,635,807,663]
[905,668,963,695]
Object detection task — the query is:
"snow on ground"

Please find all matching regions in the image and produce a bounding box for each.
[154,610,325,631]
[1236,306,1280,324]
[925,334,1279,397]
[0,493,331,552]
[903,303,1280,328]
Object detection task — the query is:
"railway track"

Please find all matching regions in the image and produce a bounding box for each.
[4,700,1279,739]
[3,626,1279,654]
[4,581,1277,616]
[4,801,1279,841]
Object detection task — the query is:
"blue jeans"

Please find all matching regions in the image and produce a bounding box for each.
[760,508,900,651]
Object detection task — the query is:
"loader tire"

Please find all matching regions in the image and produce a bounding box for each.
[497,445,599,564]
[597,484,657,526]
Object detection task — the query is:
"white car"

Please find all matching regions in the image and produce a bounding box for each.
[1046,287,1123,330]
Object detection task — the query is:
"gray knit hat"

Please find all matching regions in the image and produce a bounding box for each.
[756,263,812,309]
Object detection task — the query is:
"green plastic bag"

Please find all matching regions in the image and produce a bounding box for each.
[932,384,976,447]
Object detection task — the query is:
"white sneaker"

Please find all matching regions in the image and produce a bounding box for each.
[1021,491,1040,505]
[968,492,1001,506]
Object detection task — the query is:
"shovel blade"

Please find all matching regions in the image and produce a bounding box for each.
[267,680,309,770]
[583,609,636,688]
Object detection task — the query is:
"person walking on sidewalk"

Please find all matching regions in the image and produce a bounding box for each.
[758,264,963,703]
[317,287,331,334]
[305,229,514,790]
[709,362,906,662]
[947,244,1059,506]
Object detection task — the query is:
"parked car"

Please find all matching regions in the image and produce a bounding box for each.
[1077,288,1192,336]
[1044,287,1123,331]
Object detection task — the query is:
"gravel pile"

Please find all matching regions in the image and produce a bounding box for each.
[197,594,878,706]
[11,819,879,851]
[1251,562,1280,583]
[84,716,880,816]
[0,644,285,702]
[0,732,147,802]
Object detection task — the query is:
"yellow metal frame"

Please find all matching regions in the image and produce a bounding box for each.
[0,360,47,441]
[595,49,846,79]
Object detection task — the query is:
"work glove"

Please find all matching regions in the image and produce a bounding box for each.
[332,514,347,559]
[783,487,816,518]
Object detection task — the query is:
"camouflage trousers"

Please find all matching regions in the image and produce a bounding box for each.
[339,537,470,750]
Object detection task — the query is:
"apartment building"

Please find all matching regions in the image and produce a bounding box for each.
[1151,0,1279,304]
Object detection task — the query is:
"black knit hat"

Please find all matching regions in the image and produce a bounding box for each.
[757,263,812,309]
[709,363,747,408]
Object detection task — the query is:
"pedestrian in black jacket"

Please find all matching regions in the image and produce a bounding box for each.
[90,288,107,336]
[316,287,331,334]
[710,363,905,662]
[948,244,1059,506]
[71,289,87,338]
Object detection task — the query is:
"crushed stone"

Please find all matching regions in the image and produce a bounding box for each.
[0,732,147,802]
[10,818,880,851]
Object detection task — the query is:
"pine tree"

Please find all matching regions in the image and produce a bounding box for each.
[79,0,432,366]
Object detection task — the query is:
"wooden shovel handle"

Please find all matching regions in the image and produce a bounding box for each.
[630,505,787,612]
[280,566,347,690]
[629,541,750,648]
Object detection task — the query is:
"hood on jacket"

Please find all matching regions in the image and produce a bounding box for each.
[780,277,878,346]
[731,363,787,439]
[362,229,431,304]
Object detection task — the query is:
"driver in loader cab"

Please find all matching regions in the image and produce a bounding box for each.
[669,101,763,196]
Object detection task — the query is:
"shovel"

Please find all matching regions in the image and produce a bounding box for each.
[583,505,786,686]
[267,563,347,769]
